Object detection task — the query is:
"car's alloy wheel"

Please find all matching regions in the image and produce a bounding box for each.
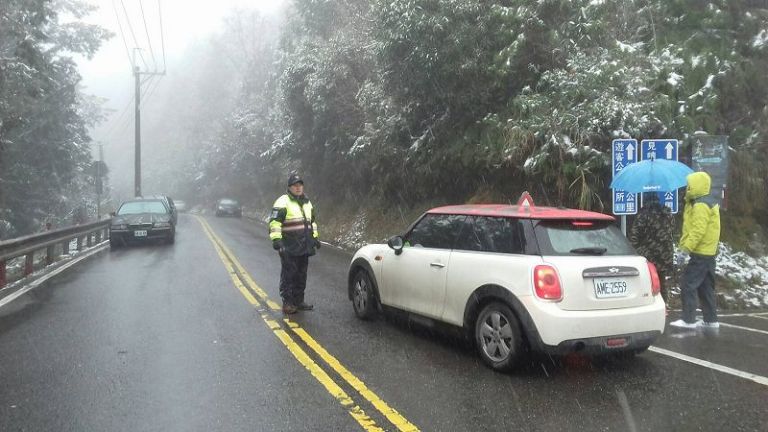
[475,302,523,371]
[352,270,377,320]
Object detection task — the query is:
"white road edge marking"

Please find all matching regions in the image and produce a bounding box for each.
[718,322,768,336]
[716,312,768,317]
[649,346,768,387]
[0,243,108,309]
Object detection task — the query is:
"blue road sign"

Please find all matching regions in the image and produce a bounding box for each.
[641,139,679,214]
[612,139,638,215]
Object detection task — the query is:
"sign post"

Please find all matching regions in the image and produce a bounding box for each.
[612,139,638,235]
[690,135,729,209]
[640,139,680,214]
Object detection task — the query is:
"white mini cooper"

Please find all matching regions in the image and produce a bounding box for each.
[347,194,666,371]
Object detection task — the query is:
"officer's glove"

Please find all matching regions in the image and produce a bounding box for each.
[272,240,285,254]
[675,249,690,266]
[315,239,322,250]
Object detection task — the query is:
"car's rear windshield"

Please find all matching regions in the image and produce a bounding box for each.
[533,219,635,256]
[118,201,168,215]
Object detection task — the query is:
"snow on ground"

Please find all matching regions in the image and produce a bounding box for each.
[671,243,768,309]
[714,243,768,308]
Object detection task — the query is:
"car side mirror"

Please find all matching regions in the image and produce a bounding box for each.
[109,211,116,217]
[387,235,404,255]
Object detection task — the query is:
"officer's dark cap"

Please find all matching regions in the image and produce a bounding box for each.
[288,173,304,186]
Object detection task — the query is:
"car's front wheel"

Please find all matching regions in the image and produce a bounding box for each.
[475,302,524,372]
[351,270,377,320]
[109,236,122,250]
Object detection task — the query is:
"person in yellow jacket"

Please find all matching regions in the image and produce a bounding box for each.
[670,171,721,329]
[269,173,320,314]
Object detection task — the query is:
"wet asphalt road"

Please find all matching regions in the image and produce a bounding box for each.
[0,214,767,431]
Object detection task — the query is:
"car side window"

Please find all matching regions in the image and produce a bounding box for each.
[456,216,526,254]
[407,214,466,249]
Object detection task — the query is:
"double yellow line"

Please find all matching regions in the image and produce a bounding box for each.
[197,216,419,432]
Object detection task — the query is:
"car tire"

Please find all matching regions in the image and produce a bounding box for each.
[167,233,175,244]
[109,236,122,249]
[474,302,524,372]
[351,270,377,320]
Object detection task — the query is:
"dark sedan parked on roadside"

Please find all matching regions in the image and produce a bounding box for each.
[215,198,242,218]
[110,198,176,247]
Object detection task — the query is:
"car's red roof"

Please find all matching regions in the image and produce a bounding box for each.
[427,204,615,221]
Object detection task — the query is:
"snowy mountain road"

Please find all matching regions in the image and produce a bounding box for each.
[0,214,766,431]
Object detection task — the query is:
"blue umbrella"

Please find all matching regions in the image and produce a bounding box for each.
[610,159,694,193]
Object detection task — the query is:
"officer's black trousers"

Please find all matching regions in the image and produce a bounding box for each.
[279,253,309,306]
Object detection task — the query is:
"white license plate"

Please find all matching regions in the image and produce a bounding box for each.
[593,278,629,298]
[134,230,148,237]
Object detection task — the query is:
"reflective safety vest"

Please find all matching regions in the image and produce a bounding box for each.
[269,193,318,256]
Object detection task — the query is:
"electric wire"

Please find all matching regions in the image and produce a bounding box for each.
[140,75,164,109]
[111,0,134,70]
[119,0,150,71]
[158,0,166,72]
[138,0,158,72]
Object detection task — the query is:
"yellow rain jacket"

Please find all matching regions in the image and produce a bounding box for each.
[679,172,720,256]
[269,193,319,256]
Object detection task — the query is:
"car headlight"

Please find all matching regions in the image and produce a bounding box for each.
[154,222,171,228]
[111,224,127,230]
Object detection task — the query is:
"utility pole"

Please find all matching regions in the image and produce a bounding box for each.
[97,143,104,219]
[134,62,141,197]
[132,48,164,197]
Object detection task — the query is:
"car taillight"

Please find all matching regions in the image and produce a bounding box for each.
[647,261,661,296]
[533,265,562,301]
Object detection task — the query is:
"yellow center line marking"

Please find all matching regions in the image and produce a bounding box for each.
[196,216,383,432]
[198,216,420,432]
[200,219,281,310]
[291,326,420,432]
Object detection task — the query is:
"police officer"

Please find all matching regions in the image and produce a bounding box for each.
[269,173,320,314]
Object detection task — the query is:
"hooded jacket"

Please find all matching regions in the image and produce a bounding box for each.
[679,172,720,256]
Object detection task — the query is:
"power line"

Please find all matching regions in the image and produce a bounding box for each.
[141,75,164,109]
[158,0,166,72]
[119,0,150,71]
[99,95,135,145]
[112,0,134,70]
[138,0,158,72]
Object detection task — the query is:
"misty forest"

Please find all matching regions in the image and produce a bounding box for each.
[2,0,768,259]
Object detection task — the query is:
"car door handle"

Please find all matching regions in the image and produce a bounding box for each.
[430,262,446,268]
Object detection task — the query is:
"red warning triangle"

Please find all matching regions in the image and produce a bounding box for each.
[517,191,535,212]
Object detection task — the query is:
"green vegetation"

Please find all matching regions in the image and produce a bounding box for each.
[0,0,111,237]
[183,1,767,252]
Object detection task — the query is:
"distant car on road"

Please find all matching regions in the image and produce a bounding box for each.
[347,193,665,371]
[110,198,176,247]
[175,200,188,212]
[215,199,242,218]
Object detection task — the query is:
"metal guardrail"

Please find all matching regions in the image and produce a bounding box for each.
[0,220,111,288]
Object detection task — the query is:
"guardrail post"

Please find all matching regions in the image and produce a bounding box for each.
[46,245,55,265]
[25,253,34,276]
[87,233,93,247]
[95,230,101,243]
[62,239,70,255]
[0,259,6,288]
[77,236,84,251]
